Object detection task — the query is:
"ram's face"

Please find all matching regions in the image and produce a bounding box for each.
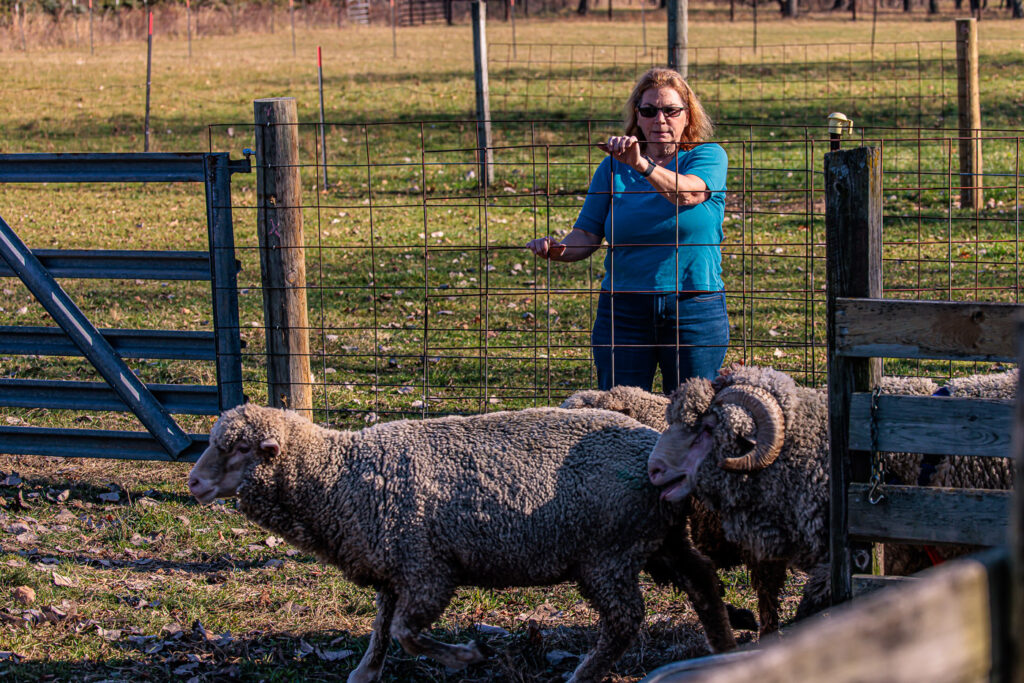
[647,416,716,503]
[187,418,280,504]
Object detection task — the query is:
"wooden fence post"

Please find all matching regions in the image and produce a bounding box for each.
[826,146,884,604]
[667,0,688,77]
[956,18,983,209]
[1013,314,1024,683]
[254,97,313,418]
[471,0,494,187]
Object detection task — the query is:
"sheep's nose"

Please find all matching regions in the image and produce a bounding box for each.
[187,476,202,492]
[648,460,665,482]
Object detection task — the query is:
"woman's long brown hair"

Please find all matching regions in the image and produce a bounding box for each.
[623,67,714,152]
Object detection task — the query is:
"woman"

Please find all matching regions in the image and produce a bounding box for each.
[527,67,728,392]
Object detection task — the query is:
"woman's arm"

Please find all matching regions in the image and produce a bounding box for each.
[598,137,711,206]
[526,228,603,262]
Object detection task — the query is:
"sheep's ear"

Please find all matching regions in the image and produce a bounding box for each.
[259,438,280,457]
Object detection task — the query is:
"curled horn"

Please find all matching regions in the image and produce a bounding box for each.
[713,385,785,472]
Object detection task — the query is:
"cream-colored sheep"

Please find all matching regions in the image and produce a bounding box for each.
[187,404,736,683]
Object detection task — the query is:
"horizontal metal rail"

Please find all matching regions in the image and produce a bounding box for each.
[0,326,225,360]
[0,426,208,462]
[0,250,226,281]
[0,153,250,183]
[0,379,220,415]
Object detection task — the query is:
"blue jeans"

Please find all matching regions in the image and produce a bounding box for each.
[591,291,729,393]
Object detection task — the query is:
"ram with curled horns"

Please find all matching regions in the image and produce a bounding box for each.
[647,365,831,634]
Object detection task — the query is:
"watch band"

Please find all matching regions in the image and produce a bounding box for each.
[639,155,657,178]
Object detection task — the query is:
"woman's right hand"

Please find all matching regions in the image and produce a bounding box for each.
[526,236,567,260]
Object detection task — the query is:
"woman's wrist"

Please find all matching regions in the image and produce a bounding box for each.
[638,155,656,178]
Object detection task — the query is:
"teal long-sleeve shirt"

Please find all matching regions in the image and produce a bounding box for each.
[573,143,728,293]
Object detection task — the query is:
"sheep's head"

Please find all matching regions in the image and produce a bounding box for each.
[648,372,789,503]
[187,405,284,504]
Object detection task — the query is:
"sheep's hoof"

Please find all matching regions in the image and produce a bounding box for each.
[726,604,758,631]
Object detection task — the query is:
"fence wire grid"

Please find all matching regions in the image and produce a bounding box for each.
[205,118,1022,428]
[488,37,1024,129]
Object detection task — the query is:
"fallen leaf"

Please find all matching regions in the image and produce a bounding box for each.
[12,586,34,605]
[98,492,120,503]
[52,573,75,587]
[96,626,122,641]
[546,649,578,666]
[265,536,283,547]
[317,648,354,661]
[263,559,284,569]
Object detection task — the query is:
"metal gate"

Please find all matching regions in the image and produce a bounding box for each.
[0,153,250,462]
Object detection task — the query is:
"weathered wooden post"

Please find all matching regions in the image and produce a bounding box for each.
[1013,315,1024,683]
[254,97,313,418]
[667,0,688,77]
[471,0,494,187]
[956,18,983,209]
[826,146,884,604]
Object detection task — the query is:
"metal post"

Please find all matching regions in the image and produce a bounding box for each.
[18,1,26,51]
[144,11,153,152]
[186,0,192,58]
[89,0,94,54]
[641,0,647,54]
[290,0,296,56]
[391,0,397,58]
[753,0,758,53]
[317,46,329,192]
[471,0,494,187]
[253,97,313,418]
[956,18,983,209]
[667,0,687,77]
[511,0,517,58]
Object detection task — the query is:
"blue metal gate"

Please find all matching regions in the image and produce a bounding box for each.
[0,153,250,462]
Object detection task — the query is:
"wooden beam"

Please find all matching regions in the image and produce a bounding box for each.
[853,574,916,597]
[956,18,983,209]
[650,550,1005,683]
[1012,316,1024,683]
[827,146,884,605]
[835,298,1019,362]
[849,394,1013,458]
[849,483,1010,546]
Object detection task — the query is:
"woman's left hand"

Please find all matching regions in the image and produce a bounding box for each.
[597,136,643,171]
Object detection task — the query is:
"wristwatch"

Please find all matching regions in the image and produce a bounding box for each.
[639,155,657,178]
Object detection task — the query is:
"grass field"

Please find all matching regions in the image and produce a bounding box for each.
[1,14,1022,682]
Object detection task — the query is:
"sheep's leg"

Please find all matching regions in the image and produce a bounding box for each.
[389,587,489,671]
[569,564,645,683]
[348,590,396,683]
[650,541,737,653]
[751,560,787,636]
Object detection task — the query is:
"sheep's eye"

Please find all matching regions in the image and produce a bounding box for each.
[236,443,252,454]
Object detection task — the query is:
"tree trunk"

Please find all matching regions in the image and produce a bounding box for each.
[928,0,938,13]
[577,0,588,12]
[1013,0,1023,17]
[783,0,797,15]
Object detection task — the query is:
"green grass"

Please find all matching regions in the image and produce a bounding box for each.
[0,14,1022,681]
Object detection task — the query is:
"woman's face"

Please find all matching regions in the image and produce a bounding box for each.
[637,86,688,150]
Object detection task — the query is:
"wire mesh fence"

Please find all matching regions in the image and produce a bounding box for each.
[210,118,1022,429]
[488,37,1024,129]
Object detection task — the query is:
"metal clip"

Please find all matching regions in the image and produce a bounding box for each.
[242,148,255,160]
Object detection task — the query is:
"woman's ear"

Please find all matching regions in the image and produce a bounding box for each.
[259,438,280,457]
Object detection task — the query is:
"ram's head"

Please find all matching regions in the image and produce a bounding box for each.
[648,368,796,502]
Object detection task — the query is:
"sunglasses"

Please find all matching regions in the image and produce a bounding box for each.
[636,105,686,119]
[630,104,688,119]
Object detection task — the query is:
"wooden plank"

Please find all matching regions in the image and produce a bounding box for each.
[849,394,1013,458]
[826,146,884,604]
[644,550,1005,683]
[1012,317,1024,683]
[853,574,916,598]
[849,483,1010,546]
[834,298,1018,362]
